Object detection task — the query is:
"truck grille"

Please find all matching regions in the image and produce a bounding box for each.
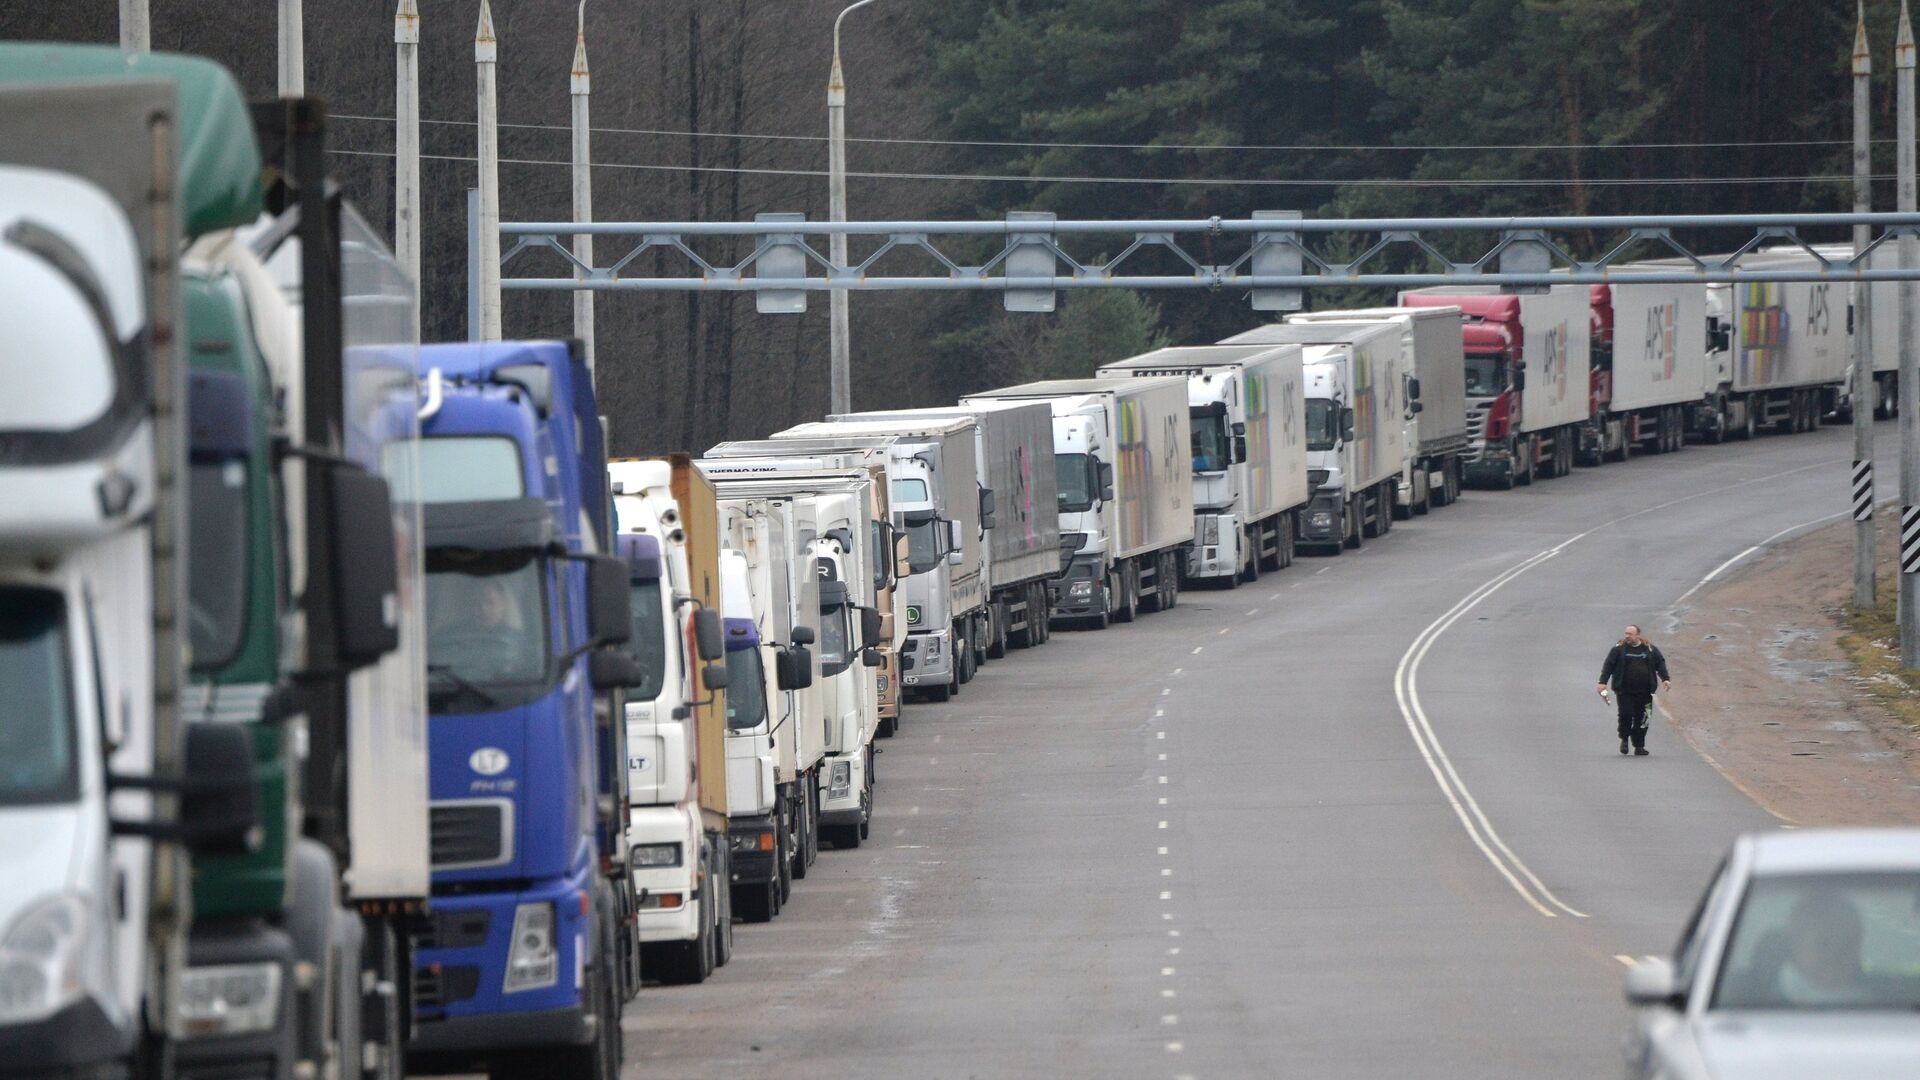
[1464,409,1489,461]
[414,964,481,1010]
[429,800,512,870]
[415,909,491,951]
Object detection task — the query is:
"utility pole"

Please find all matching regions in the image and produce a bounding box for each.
[278,0,305,96]
[476,0,502,341]
[1900,0,1920,667]
[828,0,879,416]
[571,1,595,375]
[119,0,148,52]
[1857,3,1879,612]
[395,0,422,342]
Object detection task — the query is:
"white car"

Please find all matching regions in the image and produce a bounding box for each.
[1624,828,1920,1080]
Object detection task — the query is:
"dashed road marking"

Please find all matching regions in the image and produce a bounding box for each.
[1161,868,1172,877]
[1157,846,1168,855]
[1159,797,1168,805]
[1162,1014,1179,1025]
[1159,891,1172,901]
[1191,645,1204,654]
[1158,820,1168,829]
[1166,1041,1183,1053]
[1161,967,1176,976]
[1247,607,1259,616]
[1158,775,1168,784]
[1614,954,1636,967]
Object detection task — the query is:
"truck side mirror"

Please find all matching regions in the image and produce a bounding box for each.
[1340,407,1356,443]
[776,646,814,690]
[859,605,882,646]
[979,487,997,530]
[1231,435,1248,464]
[894,531,912,579]
[1707,321,1730,352]
[791,625,816,646]
[1513,369,1527,392]
[180,723,261,857]
[322,462,400,670]
[589,649,642,691]
[1408,377,1422,400]
[947,519,964,551]
[1411,400,1424,414]
[862,647,883,668]
[587,555,632,646]
[899,652,915,671]
[692,607,725,661]
[701,661,730,690]
[1097,460,1115,491]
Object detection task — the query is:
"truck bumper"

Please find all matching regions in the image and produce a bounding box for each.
[1184,514,1238,580]
[0,996,133,1080]
[1047,553,1106,618]
[1299,491,1344,546]
[819,753,867,825]
[173,921,299,1080]
[899,629,952,687]
[727,815,779,886]
[634,864,698,944]
[410,871,593,1055]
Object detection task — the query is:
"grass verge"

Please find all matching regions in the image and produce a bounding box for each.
[1839,583,1920,730]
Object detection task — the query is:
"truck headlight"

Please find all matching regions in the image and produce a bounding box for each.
[0,894,88,1025]
[876,674,889,693]
[1068,580,1094,599]
[503,902,558,993]
[923,635,941,657]
[828,761,852,800]
[177,962,283,1038]
[730,830,775,853]
[633,843,682,868]
[1197,517,1220,546]
[1308,511,1333,527]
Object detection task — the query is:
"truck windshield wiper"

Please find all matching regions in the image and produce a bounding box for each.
[428,664,497,707]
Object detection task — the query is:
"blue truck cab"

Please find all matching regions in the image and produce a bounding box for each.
[403,341,637,1080]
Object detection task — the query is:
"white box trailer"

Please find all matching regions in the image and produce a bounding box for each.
[832,403,1061,657]
[964,376,1191,626]
[1400,284,1593,486]
[1573,281,1709,461]
[1095,344,1309,585]
[1271,306,1471,513]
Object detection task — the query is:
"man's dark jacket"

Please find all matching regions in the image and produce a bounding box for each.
[1600,641,1670,695]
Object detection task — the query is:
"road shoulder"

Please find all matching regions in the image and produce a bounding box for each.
[1662,508,1920,826]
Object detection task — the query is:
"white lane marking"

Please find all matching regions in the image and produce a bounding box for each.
[1162,688,1172,697]
[1171,667,1184,676]
[1157,731,1167,740]
[1162,912,1174,920]
[1159,753,1168,760]
[1158,820,1169,829]
[1247,608,1260,616]
[1158,846,1168,855]
[1167,947,1180,955]
[1271,592,1284,600]
[1162,1014,1179,1025]
[1391,456,1843,921]
[1191,646,1205,654]
[1166,1042,1184,1053]
[1160,891,1172,901]
[1155,708,1166,718]
[1162,988,1177,998]
[1158,776,1168,784]
[1168,929,1181,937]
[1614,954,1636,967]
[1672,496,1896,606]
[1161,868,1172,876]
[1315,567,1331,575]
[1159,797,1168,805]
[1162,967,1176,976]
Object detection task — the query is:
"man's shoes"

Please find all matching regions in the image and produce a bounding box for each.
[1620,739,1629,755]
[1634,748,1650,756]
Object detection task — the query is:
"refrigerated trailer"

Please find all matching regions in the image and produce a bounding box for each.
[962,377,1193,627]
[1096,345,1309,587]
[1401,285,1592,488]
[1274,305,1470,514]
[831,403,1061,657]
[1580,282,1710,462]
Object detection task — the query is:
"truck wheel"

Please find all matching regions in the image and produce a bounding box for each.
[713,849,733,967]
[1361,491,1384,539]
[1412,473,1431,516]
[987,601,1009,659]
[1513,440,1534,486]
[1239,537,1260,583]
[1340,499,1361,549]
[1116,565,1139,623]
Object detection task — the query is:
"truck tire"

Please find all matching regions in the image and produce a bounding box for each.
[358,920,408,1080]
[492,925,620,1080]
[1112,566,1138,623]
[712,847,733,967]
[1361,490,1385,539]
[1412,472,1431,516]
[987,600,1009,659]
[1513,439,1534,486]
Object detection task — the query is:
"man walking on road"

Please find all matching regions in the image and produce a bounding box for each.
[1598,624,1671,757]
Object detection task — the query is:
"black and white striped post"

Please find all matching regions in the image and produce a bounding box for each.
[1856,460,1876,522]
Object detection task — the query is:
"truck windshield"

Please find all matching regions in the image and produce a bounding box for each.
[387,435,524,502]
[187,460,249,669]
[625,580,667,700]
[724,648,768,731]
[1464,354,1505,397]
[890,478,927,504]
[1305,399,1340,452]
[1056,453,1095,513]
[1191,414,1231,473]
[424,553,550,708]
[903,516,942,575]
[0,588,79,806]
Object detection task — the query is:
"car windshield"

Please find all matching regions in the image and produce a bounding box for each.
[1056,452,1095,513]
[0,588,80,807]
[903,516,942,574]
[187,460,249,669]
[1191,413,1230,473]
[1305,399,1339,452]
[625,580,668,700]
[1712,871,1920,1011]
[424,553,550,706]
[723,647,768,731]
[1464,354,1504,397]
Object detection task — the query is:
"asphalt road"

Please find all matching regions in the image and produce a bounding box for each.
[624,421,1897,1079]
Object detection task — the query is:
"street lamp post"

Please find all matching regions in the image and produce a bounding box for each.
[396,0,422,342]
[572,1,595,376]
[1856,3,1878,612]
[476,0,502,341]
[120,0,148,52]
[828,0,880,416]
[1900,0,1920,667]
[279,0,305,96]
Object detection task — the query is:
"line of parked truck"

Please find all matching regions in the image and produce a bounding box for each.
[1,40,1902,1080]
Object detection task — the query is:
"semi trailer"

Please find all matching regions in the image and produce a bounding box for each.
[962,377,1193,627]
[1096,345,1309,586]
[1580,282,1710,461]
[1401,285,1593,488]
[1276,305,1471,514]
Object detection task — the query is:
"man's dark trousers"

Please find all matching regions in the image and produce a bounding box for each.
[1616,692,1651,750]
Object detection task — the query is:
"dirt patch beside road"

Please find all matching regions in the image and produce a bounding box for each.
[1660,506,1920,826]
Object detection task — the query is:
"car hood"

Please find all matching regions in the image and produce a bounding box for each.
[1694,1012,1920,1080]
